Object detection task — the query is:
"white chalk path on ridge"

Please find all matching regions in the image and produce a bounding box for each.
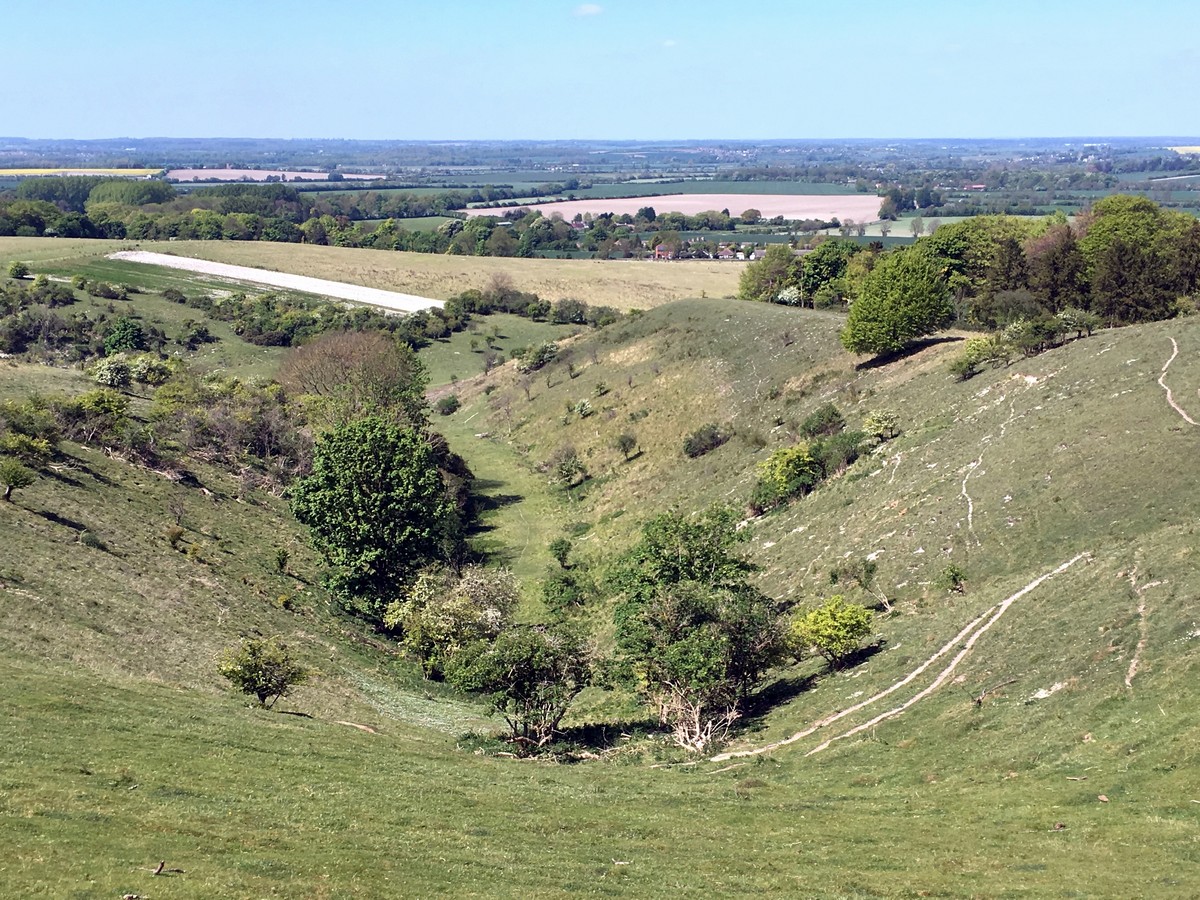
[1157,337,1198,425]
[107,251,443,314]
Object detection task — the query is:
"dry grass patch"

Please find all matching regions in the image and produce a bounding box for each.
[158,241,743,310]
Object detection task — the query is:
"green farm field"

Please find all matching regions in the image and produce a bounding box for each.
[355,215,459,232]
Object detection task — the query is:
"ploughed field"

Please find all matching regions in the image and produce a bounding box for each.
[465,193,883,222]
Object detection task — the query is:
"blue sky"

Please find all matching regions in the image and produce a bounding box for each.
[6,0,1199,139]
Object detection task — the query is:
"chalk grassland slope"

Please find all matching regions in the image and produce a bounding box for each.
[0,236,744,311]
[448,299,1200,803]
[0,368,486,736]
[2,264,1198,897]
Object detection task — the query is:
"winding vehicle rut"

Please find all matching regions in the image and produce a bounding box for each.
[1157,337,1198,425]
[710,553,1089,762]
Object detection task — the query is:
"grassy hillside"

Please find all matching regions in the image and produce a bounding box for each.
[3,242,1199,897]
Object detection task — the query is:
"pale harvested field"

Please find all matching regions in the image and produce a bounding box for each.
[466,193,882,222]
[166,168,385,182]
[146,241,744,309]
[0,168,161,177]
[107,251,443,313]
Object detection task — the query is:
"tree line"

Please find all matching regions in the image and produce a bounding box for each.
[739,195,1200,357]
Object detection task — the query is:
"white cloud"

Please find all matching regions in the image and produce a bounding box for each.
[662,38,678,48]
[574,3,603,15]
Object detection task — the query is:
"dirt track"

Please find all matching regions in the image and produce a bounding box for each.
[108,251,442,314]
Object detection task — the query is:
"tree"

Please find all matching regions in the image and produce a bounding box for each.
[384,565,518,677]
[0,457,35,501]
[89,356,132,389]
[7,261,30,279]
[612,506,784,751]
[800,402,845,438]
[218,637,309,708]
[737,244,798,302]
[751,442,824,512]
[1025,223,1088,312]
[618,580,784,752]
[103,317,146,356]
[289,417,458,624]
[279,331,429,431]
[789,596,873,669]
[840,247,954,356]
[447,625,591,754]
[740,208,761,224]
[862,409,900,442]
[616,432,638,460]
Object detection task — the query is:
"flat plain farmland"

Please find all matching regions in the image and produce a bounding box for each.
[166,168,385,182]
[464,193,882,222]
[149,241,745,309]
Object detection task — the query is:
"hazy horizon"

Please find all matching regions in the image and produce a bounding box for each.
[6,0,1199,141]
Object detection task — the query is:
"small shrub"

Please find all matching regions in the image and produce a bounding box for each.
[218,637,309,708]
[89,356,132,389]
[774,285,802,306]
[0,457,35,501]
[862,409,900,442]
[800,403,845,438]
[274,546,290,574]
[7,261,30,279]
[78,530,107,551]
[71,274,89,290]
[165,525,185,550]
[548,537,572,568]
[753,442,823,511]
[789,596,873,669]
[813,430,866,477]
[541,569,588,615]
[938,563,966,593]
[162,287,186,303]
[682,423,729,459]
[516,341,558,373]
[949,353,979,381]
[546,445,587,488]
[435,395,461,416]
[129,354,172,385]
[573,399,594,418]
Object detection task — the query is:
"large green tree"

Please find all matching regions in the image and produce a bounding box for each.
[611,506,785,751]
[289,417,458,624]
[840,247,954,356]
[737,244,798,302]
[447,625,591,754]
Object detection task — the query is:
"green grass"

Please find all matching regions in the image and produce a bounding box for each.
[4,243,1200,896]
[3,643,1195,898]
[419,313,581,387]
